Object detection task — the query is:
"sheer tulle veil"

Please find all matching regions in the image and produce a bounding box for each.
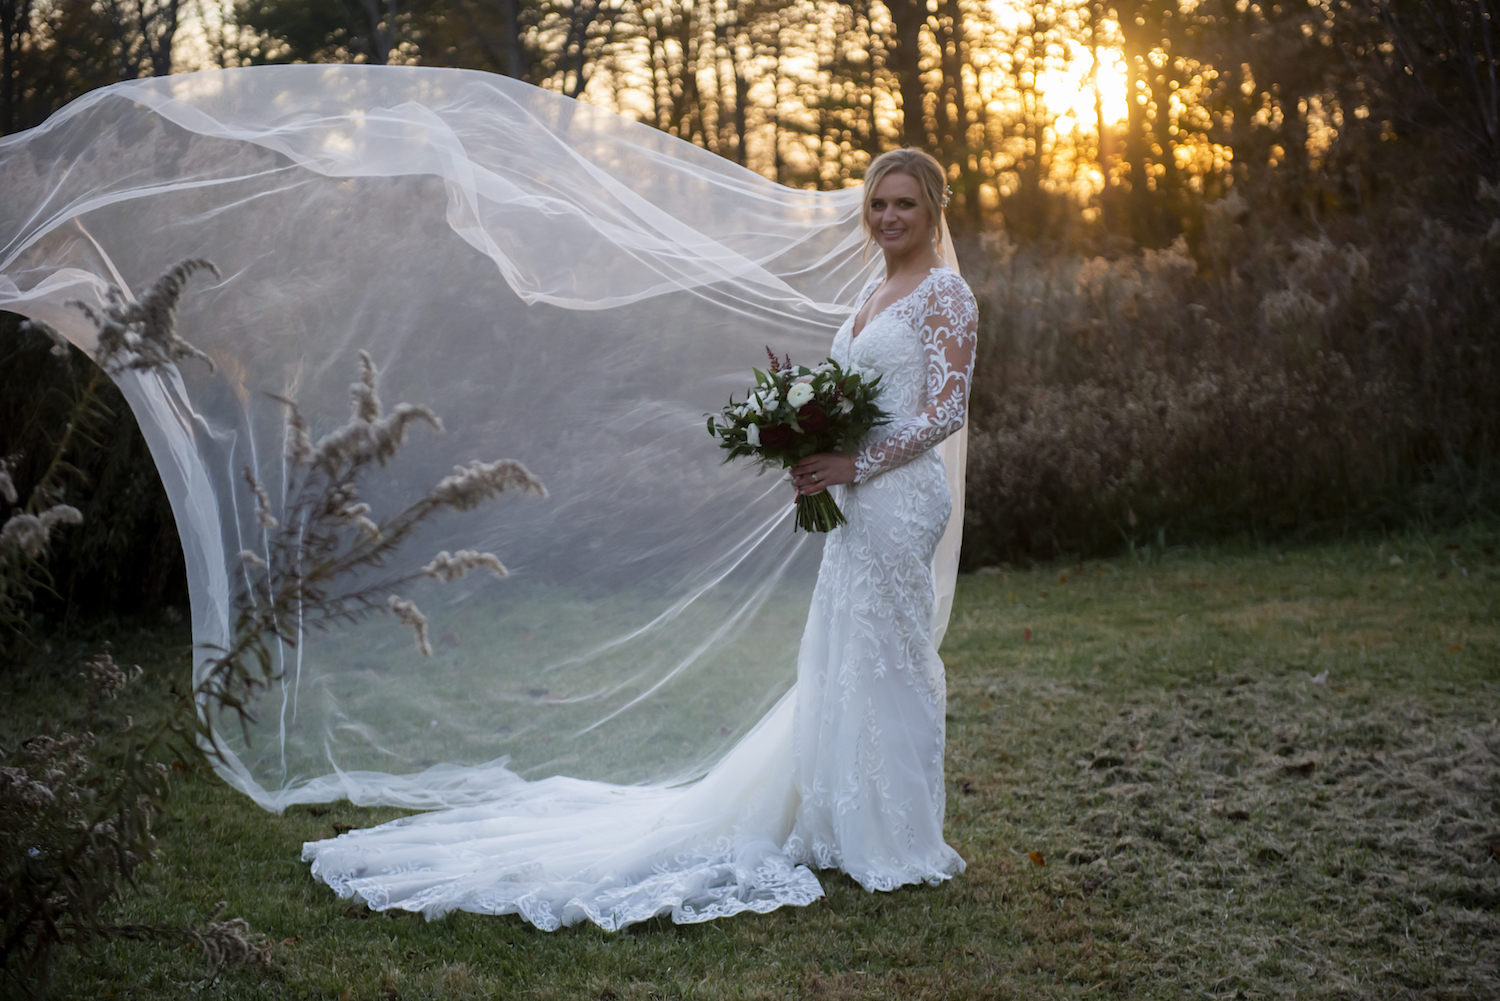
[0,65,966,812]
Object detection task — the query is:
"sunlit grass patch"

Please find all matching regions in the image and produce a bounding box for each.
[10,529,1499,999]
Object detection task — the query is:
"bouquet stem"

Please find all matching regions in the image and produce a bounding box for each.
[795,490,846,533]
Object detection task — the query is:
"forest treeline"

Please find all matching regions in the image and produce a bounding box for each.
[1,0,1497,617]
[4,0,1497,237]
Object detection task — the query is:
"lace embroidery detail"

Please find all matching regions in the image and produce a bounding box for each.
[783,266,973,898]
[845,269,978,484]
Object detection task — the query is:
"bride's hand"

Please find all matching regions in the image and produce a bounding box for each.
[791,453,856,496]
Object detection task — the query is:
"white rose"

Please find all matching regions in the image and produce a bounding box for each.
[786,382,815,408]
[745,423,760,447]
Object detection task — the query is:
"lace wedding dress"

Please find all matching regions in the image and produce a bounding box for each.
[0,63,977,932]
[301,266,979,929]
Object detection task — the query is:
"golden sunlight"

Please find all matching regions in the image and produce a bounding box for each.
[1036,45,1128,131]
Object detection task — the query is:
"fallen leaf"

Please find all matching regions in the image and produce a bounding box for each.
[1449,645,1463,653]
[344,906,367,920]
[959,779,976,795]
[281,936,300,946]
[341,991,353,1001]
[171,760,189,774]
[1028,850,1046,867]
[1282,759,1317,774]
[1023,628,1033,643]
[333,822,355,834]
[1227,809,1251,822]
[1058,573,1069,583]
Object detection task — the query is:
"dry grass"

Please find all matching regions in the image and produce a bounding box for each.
[957,209,1500,564]
[4,530,1496,999]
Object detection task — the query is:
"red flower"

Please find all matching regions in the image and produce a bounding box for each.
[797,401,828,435]
[759,424,797,448]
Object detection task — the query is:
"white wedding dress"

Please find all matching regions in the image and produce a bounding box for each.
[301,267,979,929]
[0,64,978,932]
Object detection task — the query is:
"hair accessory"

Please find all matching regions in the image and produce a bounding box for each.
[941,184,952,209]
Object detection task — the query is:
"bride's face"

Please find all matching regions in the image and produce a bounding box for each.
[867,173,934,257]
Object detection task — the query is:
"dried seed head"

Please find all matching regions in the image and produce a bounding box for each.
[337,501,380,538]
[429,459,546,512]
[71,258,219,375]
[353,351,382,424]
[242,468,278,529]
[387,594,432,656]
[82,652,139,702]
[1,504,82,558]
[421,549,507,582]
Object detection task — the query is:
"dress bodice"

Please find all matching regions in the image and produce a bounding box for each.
[831,267,979,483]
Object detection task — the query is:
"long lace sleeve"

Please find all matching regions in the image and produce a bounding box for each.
[852,272,978,483]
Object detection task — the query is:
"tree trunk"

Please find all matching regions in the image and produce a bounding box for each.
[503,0,524,78]
[886,0,927,149]
[0,0,31,135]
[1091,0,1113,230]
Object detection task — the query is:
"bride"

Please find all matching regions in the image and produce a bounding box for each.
[300,148,978,929]
[0,67,975,932]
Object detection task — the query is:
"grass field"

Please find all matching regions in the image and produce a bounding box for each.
[7,529,1498,1000]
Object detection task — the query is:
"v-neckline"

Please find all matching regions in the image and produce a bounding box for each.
[850,267,944,343]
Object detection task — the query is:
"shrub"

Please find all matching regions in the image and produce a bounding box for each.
[958,199,1500,565]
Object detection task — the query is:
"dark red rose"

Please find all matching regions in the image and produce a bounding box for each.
[797,401,828,435]
[759,424,797,448]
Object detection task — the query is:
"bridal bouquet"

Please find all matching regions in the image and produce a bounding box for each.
[708,349,889,532]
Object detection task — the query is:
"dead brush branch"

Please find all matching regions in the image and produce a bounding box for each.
[2,260,547,989]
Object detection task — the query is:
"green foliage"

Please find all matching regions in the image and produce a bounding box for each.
[0,654,169,986]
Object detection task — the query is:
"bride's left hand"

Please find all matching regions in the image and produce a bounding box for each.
[791,453,856,496]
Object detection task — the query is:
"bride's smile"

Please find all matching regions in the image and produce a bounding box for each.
[867,173,934,260]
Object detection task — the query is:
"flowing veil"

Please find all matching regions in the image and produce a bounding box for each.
[0,64,966,815]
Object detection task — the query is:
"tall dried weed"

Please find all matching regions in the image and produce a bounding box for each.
[960,202,1500,563]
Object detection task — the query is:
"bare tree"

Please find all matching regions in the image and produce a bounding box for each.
[104,0,182,76]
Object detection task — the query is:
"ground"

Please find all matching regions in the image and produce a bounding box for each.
[9,528,1498,999]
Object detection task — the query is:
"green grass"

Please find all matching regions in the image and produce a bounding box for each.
[7,528,1498,999]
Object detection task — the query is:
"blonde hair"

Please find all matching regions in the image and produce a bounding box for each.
[860,149,948,251]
